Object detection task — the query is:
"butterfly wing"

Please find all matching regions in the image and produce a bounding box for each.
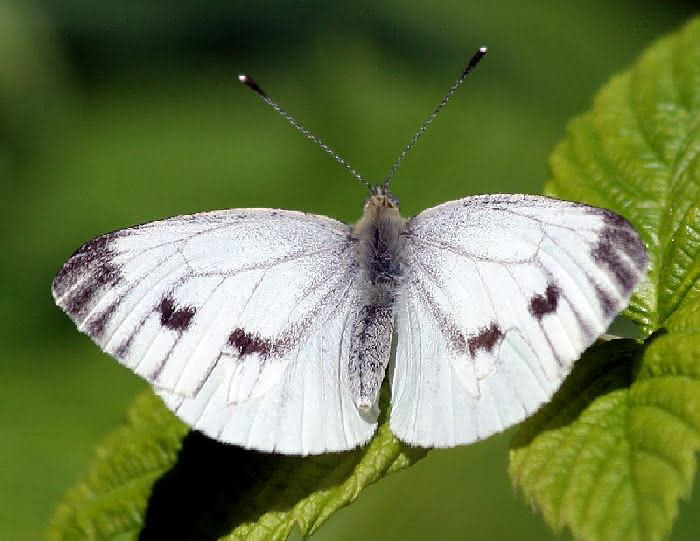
[53,208,375,454]
[391,194,647,447]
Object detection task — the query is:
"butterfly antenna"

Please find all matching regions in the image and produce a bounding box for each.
[239,74,371,190]
[381,46,488,190]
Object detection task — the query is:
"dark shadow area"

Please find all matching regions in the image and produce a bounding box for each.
[607,314,644,339]
[140,431,359,540]
[510,338,645,450]
[138,380,424,540]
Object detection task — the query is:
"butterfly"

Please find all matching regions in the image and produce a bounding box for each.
[52,48,647,455]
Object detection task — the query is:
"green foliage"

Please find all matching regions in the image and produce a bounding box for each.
[47,15,700,541]
[47,393,189,540]
[510,17,700,541]
[47,389,426,540]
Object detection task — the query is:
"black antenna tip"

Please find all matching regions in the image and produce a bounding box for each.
[470,47,488,65]
[238,74,268,98]
[458,47,488,81]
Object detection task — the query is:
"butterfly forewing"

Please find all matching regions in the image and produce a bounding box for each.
[52,208,377,454]
[391,194,647,447]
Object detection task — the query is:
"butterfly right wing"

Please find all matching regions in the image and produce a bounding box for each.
[391,195,647,447]
[53,208,375,454]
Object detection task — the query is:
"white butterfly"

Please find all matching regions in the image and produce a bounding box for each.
[52,49,647,455]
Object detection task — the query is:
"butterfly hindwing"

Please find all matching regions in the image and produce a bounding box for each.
[156,279,375,454]
[391,194,647,447]
[53,208,376,454]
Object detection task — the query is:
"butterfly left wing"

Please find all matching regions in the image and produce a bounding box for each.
[53,208,376,454]
[391,194,647,447]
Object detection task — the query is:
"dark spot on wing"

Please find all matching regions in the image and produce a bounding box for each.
[529,283,561,320]
[467,322,504,358]
[158,297,175,323]
[158,296,196,331]
[228,328,272,358]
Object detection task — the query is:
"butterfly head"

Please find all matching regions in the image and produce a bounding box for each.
[355,185,404,236]
[365,185,400,212]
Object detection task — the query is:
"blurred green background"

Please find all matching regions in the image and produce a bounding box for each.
[2,1,699,539]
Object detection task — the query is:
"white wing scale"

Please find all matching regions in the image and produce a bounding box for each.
[391,194,647,447]
[52,209,376,454]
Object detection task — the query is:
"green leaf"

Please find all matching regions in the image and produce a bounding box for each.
[544,16,700,335]
[47,388,426,540]
[47,392,189,540]
[510,16,700,541]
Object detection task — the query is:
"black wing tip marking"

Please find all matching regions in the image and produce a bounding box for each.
[529,283,561,320]
[52,233,115,295]
[158,296,196,331]
[600,210,648,267]
[591,217,648,294]
[467,322,504,358]
[228,328,272,357]
[599,207,639,229]
[588,208,647,320]
[52,232,123,322]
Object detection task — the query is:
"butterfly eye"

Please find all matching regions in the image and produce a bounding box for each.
[387,193,400,208]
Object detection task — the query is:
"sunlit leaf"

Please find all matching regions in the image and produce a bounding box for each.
[511,16,700,541]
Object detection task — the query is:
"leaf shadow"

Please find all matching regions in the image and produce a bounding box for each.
[139,431,361,540]
[138,379,421,540]
[510,338,645,450]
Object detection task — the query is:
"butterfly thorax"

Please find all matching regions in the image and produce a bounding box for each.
[348,191,406,413]
[354,193,406,292]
